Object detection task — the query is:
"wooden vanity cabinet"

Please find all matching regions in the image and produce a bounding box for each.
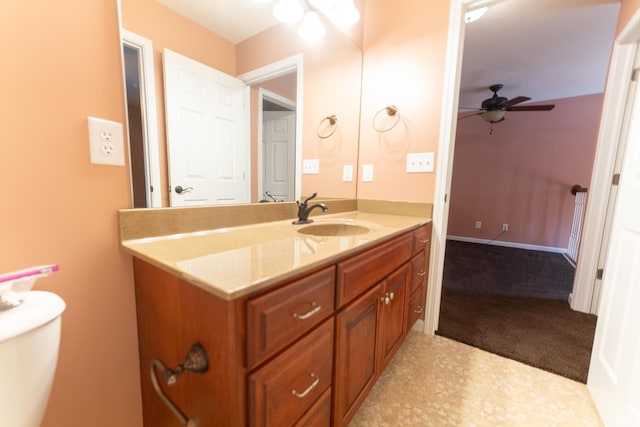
[131,222,431,427]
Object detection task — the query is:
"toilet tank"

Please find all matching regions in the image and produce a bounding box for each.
[0,291,66,427]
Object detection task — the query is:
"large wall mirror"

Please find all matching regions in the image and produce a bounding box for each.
[118,0,363,208]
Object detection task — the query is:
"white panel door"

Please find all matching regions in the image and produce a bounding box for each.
[588,63,640,426]
[164,49,249,206]
[263,111,296,201]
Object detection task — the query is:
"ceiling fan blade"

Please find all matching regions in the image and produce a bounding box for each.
[501,96,531,108]
[507,104,555,111]
[458,112,482,120]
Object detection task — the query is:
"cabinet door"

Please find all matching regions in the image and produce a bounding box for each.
[333,284,382,426]
[377,263,409,373]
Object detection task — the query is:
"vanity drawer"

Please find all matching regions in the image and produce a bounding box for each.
[247,266,335,369]
[294,387,331,427]
[412,223,432,256]
[406,286,426,330]
[248,318,334,427]
[336,232,412,307]
[409,253,427,295]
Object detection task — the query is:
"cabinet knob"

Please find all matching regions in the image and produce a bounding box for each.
[389,292,394,301]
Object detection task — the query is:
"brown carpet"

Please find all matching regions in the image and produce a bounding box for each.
[437,290,597,383]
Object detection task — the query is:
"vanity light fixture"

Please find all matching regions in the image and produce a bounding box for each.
[263,0,360,42]
[298,11,326,42]
[273,0,305,23]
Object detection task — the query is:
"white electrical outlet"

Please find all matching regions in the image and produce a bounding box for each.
[343,165,353,182]
[362,164,374,182]
[475,221,482,229]
[502,224,509,231]
[406,152,435,173]
[88,116,125,166]
[302,159,320,174]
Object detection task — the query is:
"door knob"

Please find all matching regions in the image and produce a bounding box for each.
[174,185,193,194]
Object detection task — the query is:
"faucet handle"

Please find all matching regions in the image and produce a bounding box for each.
[303,192,318,204]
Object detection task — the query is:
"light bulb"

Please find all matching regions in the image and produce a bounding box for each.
[481,110,505,123]
[330,0,360,28]
[297,11,326,42]
[273,0,304,24]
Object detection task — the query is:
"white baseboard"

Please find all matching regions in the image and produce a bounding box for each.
[447,235,567,254]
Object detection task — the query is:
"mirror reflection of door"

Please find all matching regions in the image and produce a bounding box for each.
[260,89,296,202]
[164,49,250,207]
[121,30,162,208]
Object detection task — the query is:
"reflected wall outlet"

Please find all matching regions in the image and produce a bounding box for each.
[302,159,320,174]
[88,116,125,166]
[475,221,482,229]
[406,152,435,173]
[502,224,509,231]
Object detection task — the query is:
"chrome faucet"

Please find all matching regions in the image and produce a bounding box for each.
[293,193,328,224]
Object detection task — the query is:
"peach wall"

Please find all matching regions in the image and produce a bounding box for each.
[0,1,142,426]
[617,0,640,34]
[448,94,602,248]
[121,0,236,206]
[357,0,450,203]
[237,21,362,199]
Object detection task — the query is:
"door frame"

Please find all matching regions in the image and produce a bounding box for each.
[257,88,296,201]
[120,29,162,208]
[426,0,638,334]
[237,54,304,203]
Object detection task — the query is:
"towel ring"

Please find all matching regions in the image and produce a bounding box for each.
[317,115,338,139]
[373,105,400,133]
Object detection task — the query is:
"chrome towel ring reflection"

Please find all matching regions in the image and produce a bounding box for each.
[316,115,338,139]
[373,105,400,132]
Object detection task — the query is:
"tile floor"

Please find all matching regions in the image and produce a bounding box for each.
[349,332,603,426]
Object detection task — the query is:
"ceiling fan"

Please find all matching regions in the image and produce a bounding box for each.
[459,84,555,132]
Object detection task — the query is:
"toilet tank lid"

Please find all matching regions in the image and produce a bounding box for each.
[0,291,66,343]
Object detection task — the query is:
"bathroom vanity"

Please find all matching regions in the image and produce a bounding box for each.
[120,205,431,426]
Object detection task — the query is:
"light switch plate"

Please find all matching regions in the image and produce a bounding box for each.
[88,116,125,166]
[302,159,320,174]
[406,152,435,173]
[362,164,374,182]
[342,165,353,182]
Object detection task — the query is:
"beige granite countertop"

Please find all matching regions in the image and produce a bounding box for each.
[120,210,430,300]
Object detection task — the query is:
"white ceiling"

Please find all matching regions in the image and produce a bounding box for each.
[156,0,279,44]
[459,0,621,109]
[155,0,621,108]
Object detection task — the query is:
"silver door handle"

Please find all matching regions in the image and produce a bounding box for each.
[175,186,193,194]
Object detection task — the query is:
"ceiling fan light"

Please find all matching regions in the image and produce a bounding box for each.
[297,11,326,42]
[481,110,505,123]
[273,0,304,24]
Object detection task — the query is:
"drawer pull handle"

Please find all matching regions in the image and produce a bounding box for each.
[419,238,429,244]
[292,373,319,398]
[292,302,321,320]
[414,305,424,314]
[417,270,426,277]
